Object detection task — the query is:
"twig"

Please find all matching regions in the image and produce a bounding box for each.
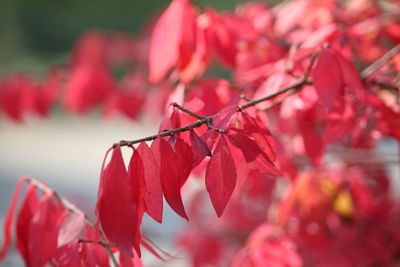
[116,78,311,147]
[303,51,320,79]
[236,78,311,111]
[361,44,400,79]
[172,103,205,120]
[116,117,211,147]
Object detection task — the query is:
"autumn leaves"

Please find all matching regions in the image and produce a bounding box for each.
[96,105,281,257]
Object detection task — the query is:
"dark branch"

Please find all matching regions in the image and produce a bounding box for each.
[236,78,311,111]
[171,102,206,120]
[115,78,311,147]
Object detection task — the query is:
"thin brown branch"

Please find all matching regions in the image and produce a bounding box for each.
[303,51,320,79]
[116,78,311,147]
[172,102,206,120]
[236,78,311,111]
[361,43,400,79]
[116,117,211,147]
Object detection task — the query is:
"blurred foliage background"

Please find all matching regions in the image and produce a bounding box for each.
[0,0,279,75]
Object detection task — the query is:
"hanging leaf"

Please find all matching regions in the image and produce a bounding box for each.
[190,129,212,157]
[311,48,343,110]
[148,0,196,83]
[28,193,67,267]
[96,146,137,257]
[128,148,146,256]
[205,135,237,217]
[174,138,194,187]
[190,129,212,167]
[158,137,189,220]
[241,112,276,161]
[137,142,163,223]
[227,128,281,176]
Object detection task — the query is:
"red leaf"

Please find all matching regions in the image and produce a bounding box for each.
[311,48,343,110]
[128,148,146,256]
[16,183,40,265]
[64,65,114,113]
[0,176,28,260]
[227,129,281,176]
[298,110,324,166]
[81,225,110,267]
[137,142,163,223]
[333,49,366,101]
[149,0,195,83]
[190,129,212,157]
[175,138,194,187]
[190,129,212,167]
[241,112,276,161]
[158,137,189,220]
[205,135,237,217]
[28,193,68,267]
[119,249,143,267]
[211,105,237,129]
[96,146,137,257]
[55,241,82,267]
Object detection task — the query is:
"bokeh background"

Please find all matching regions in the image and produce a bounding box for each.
[0,0,281,266]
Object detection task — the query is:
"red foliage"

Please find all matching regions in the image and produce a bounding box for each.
[1,0,400,266]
